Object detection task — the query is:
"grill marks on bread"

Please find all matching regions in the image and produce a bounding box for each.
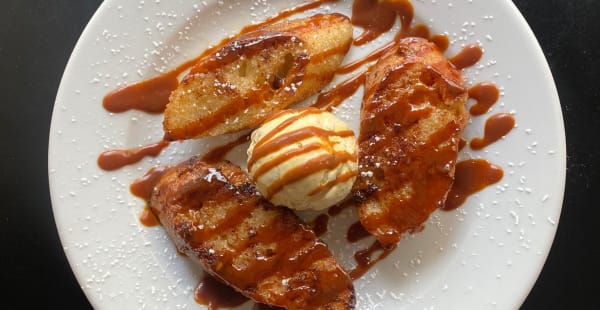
[150,159,355,309]
[354,38,468,248]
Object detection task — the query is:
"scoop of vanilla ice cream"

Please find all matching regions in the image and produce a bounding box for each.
[247,107,358,211]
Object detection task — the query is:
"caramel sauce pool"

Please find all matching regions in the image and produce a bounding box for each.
[443,159,504,210]
[450,44,483,70]
[349,241,394,280]
[194,274,249,310]
[469,82,500,116]
[470,113,516,150]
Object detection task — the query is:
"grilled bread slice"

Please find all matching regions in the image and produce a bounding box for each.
[150,158,355,310]
[164,13,353,140]
[354,37,468,248]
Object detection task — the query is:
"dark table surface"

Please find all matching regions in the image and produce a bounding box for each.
[1,0,598,308]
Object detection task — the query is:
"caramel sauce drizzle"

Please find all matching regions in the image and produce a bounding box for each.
[248,116,355,196]
[336,42,396,75]
[201,133,251,164]
[346,221,370,243]
[139,207,160,227]
[130,166,171,226]
[352,0,414,45]
[130,166,171,201]
[97,139,170,171]
[248,108,327,167]
[450,44,483,70]
[349,241,394,280]
[469,82,500,115]
[308,170,357,196]
[442,159,504,210]
[311,72,367,111]
[327,200,354,216]
[194,273,249,310]
[310,214,330,237]
[265,148,356,199]
[458,138,467,151]
[251,142,322,180]
[470,113,515,150]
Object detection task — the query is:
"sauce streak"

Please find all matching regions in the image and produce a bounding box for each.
[310,214,330,237]
[201,133,251,163]
[139,207,160,227]
[429,34,450,52]
[349,241,394,280]
[130,166,171,201]
[253,304,285,310]
[97,139,170,171]
[336,42,395,74]
[346,221,370,243]
[266,148,356,199]
[469,82,500,115]
[131,166,171,226]
[102,58,196,114]
[442,159,504,210]
[194,273,249,310]
[470,113,515,150]
[311,72,366,110]
[327,200,354,216]
[450,44,483,70]
[458,138,467,151]
[351,0,414,45]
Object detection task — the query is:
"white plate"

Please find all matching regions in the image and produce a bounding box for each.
[49,0,565,309]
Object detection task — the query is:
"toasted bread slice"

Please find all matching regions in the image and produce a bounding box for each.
[150,158,355,310]
[164,13,353,140]
[354,37,468,248]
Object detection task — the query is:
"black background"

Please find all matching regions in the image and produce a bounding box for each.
[1,0,598,309]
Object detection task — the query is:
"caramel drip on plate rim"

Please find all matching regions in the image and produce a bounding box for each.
[442,159,504,210]
[450,44,483,70]
[468,82,500,116]
[97,139,170,171]
[349,241,394,280]
[308,169,357,196]
[311,72,367,110]
[470,113,516,150]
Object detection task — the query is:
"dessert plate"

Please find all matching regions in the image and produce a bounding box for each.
[49,0,565,309]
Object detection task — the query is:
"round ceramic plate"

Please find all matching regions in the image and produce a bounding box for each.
[49,0,565,309]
